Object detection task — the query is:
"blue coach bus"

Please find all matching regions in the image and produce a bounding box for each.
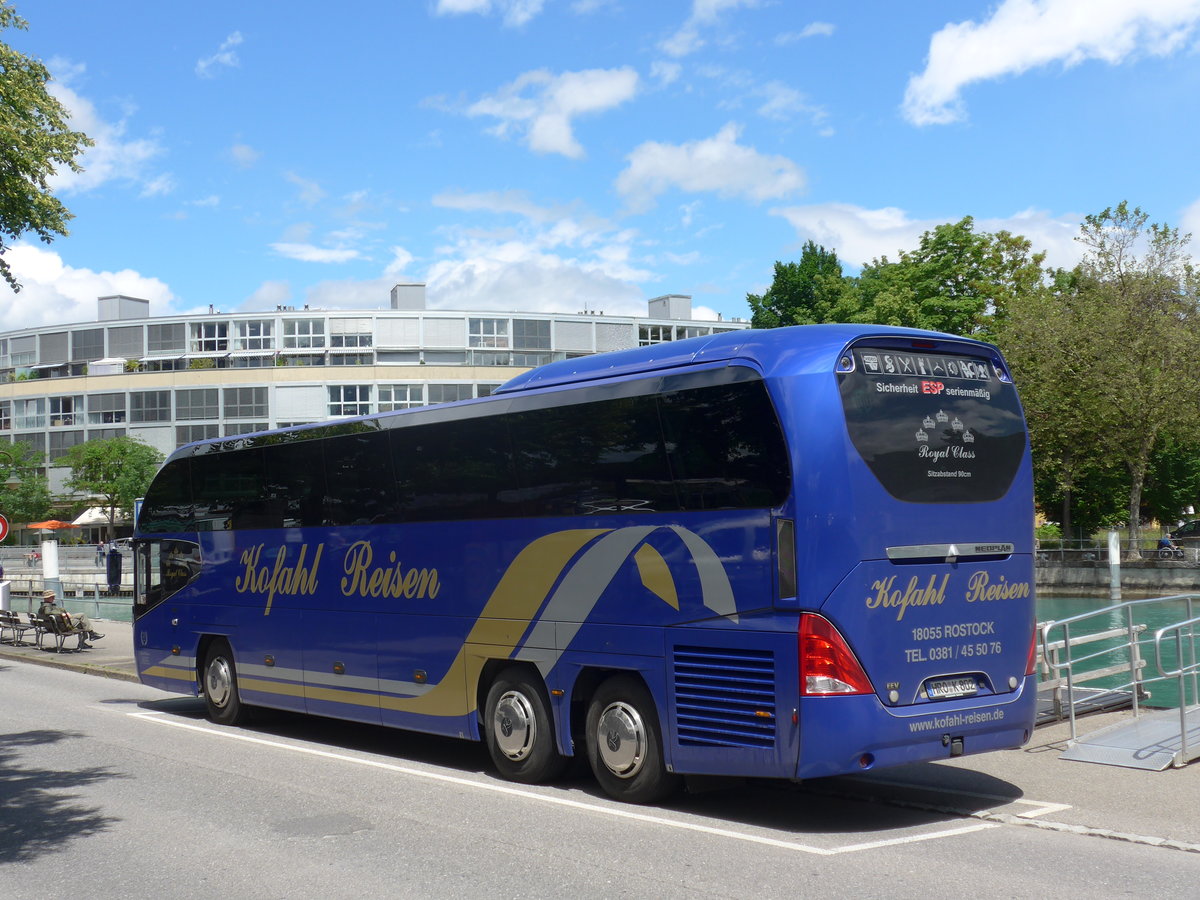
[133,324,1037,803]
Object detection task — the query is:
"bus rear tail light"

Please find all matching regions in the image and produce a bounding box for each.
[799,614,873,695]
[1025,627,1038,677]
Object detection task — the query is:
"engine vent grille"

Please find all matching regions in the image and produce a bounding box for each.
[672,646,777,748]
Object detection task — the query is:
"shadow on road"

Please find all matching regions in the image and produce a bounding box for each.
[135,696,1023,837]
[0,729,124,863]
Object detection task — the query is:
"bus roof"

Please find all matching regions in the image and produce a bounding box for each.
[495,323,979,394]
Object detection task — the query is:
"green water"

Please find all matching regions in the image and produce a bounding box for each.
[1037,594,1200,710]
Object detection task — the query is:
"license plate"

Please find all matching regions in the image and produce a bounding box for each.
[926,676,978,700]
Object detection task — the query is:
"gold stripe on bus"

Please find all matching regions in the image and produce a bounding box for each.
[380,528,607,717]
[143,665,196,682]
[240,677,307,698]
[303,685,381,707]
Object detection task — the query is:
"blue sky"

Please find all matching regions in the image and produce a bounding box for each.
[4,0,1200,330]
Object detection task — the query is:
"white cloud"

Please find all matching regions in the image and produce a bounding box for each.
[284,172,326,206]
[434,0,546,27]
[650,60,683,86]
[433,189,560,222]
[660,0,761,58]
[240,280,292,311]
[904,0,1200,126]
[270,243,361,264]
[776,23,835,44]
[45,61,169,197]
[616,123,804,212]
[196,32,244,79]
[229,143,261,168]
[0,244,175,329]
[769,202,1084,270]
[468,67,639,158]
[139,174,176,198]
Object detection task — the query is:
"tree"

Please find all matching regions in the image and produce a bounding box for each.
[747,241,849,328]
[997,202,1200,549]
[0,440,51,539]
[854,218,1046,339]
[61,437,163,539]
[0,1,92,292]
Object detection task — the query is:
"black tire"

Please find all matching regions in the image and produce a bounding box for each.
[585,675,680,804]
[484,669,568,784]
[202,639,248,726]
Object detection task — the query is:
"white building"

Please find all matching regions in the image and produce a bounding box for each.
[0,286,748,492]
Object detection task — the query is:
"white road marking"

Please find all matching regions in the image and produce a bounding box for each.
[129,711,1000,856]
[844,774,1073,819]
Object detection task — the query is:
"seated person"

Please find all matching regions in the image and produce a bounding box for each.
[38,590,105,648]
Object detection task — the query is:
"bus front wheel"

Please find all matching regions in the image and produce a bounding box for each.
[484,669,567,784]
[203,639,247,726]
[586,675,680,804]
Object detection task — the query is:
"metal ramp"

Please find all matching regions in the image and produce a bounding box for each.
[1040,595,1200,770]
[1060,705,1200,770]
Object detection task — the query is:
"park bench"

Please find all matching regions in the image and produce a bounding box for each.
[34,611,89,652]
[0,610,34,646]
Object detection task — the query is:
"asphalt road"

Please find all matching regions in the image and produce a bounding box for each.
[2,659,1198,899]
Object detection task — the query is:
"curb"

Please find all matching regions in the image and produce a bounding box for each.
[0,647,140,683]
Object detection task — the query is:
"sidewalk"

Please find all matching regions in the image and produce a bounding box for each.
[2,620,1198,851]
[0,614,139,683]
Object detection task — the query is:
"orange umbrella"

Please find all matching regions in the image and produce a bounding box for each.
[26,519,80,530]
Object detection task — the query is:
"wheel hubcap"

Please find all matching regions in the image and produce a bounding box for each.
[595,701,645,779]
[206,656,232,708]
[493,690,536,761]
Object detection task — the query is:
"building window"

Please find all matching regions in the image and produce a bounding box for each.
[49,430,85,461]
[639,324,673,346]
[88,393,127,424]
[427,384,473,404]
[224,387,267,419]
[511,351,551,367]
[234,320,274,351]
[328,385,371,418]
[72,328,105,361]
[229,354,274,368]
[378,384,424,411]
[678,326,710,339]
[224,423,269,437]
[0,400,10,430]
[330,352,373,366]
[108,325,144,359]
[15,398,45,429]
[469,318,509,349]
[88,427,127,441]
[280,353,325,367]
[16,431,46,459]
[147,323,186,355]
[190,321,229,353]
[476,383,501,398]
[177,424,219,446]
[131,391,172,423]
[49,395,83,426]
[331,319,373,348]
[513,319,551,350]
[284,318,325,349]
[176,389,219,420]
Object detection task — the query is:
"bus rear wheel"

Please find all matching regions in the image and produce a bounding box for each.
[484,669,568,784]
[203,639,248,726]
[586,675,680,804]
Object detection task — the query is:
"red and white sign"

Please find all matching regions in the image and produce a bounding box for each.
[0,513,8,542]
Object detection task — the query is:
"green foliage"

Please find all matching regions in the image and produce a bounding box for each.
[997,201,1200,545]
[1034,522,1061,541]
[0,2,93,292]
[60,436,163,539]
[0,440,51,539]
[747,241,848,328]
[1142,438,1200,528]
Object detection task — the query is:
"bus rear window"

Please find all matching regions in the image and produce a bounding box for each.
[838,347,1026,503]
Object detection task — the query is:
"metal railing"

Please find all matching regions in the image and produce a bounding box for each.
[1036,538,1200,564]
[1041,593,1200,743]
[1153,613,1200,765]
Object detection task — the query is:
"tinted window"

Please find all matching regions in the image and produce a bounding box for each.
[191,448,268,531]
[659,380,790,510]
[262,439,328,528]
[322,431,399,525]
[392,416,522,521]
[510,394,679,516]
[138,459,194,534]
[839,348,1026,503]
